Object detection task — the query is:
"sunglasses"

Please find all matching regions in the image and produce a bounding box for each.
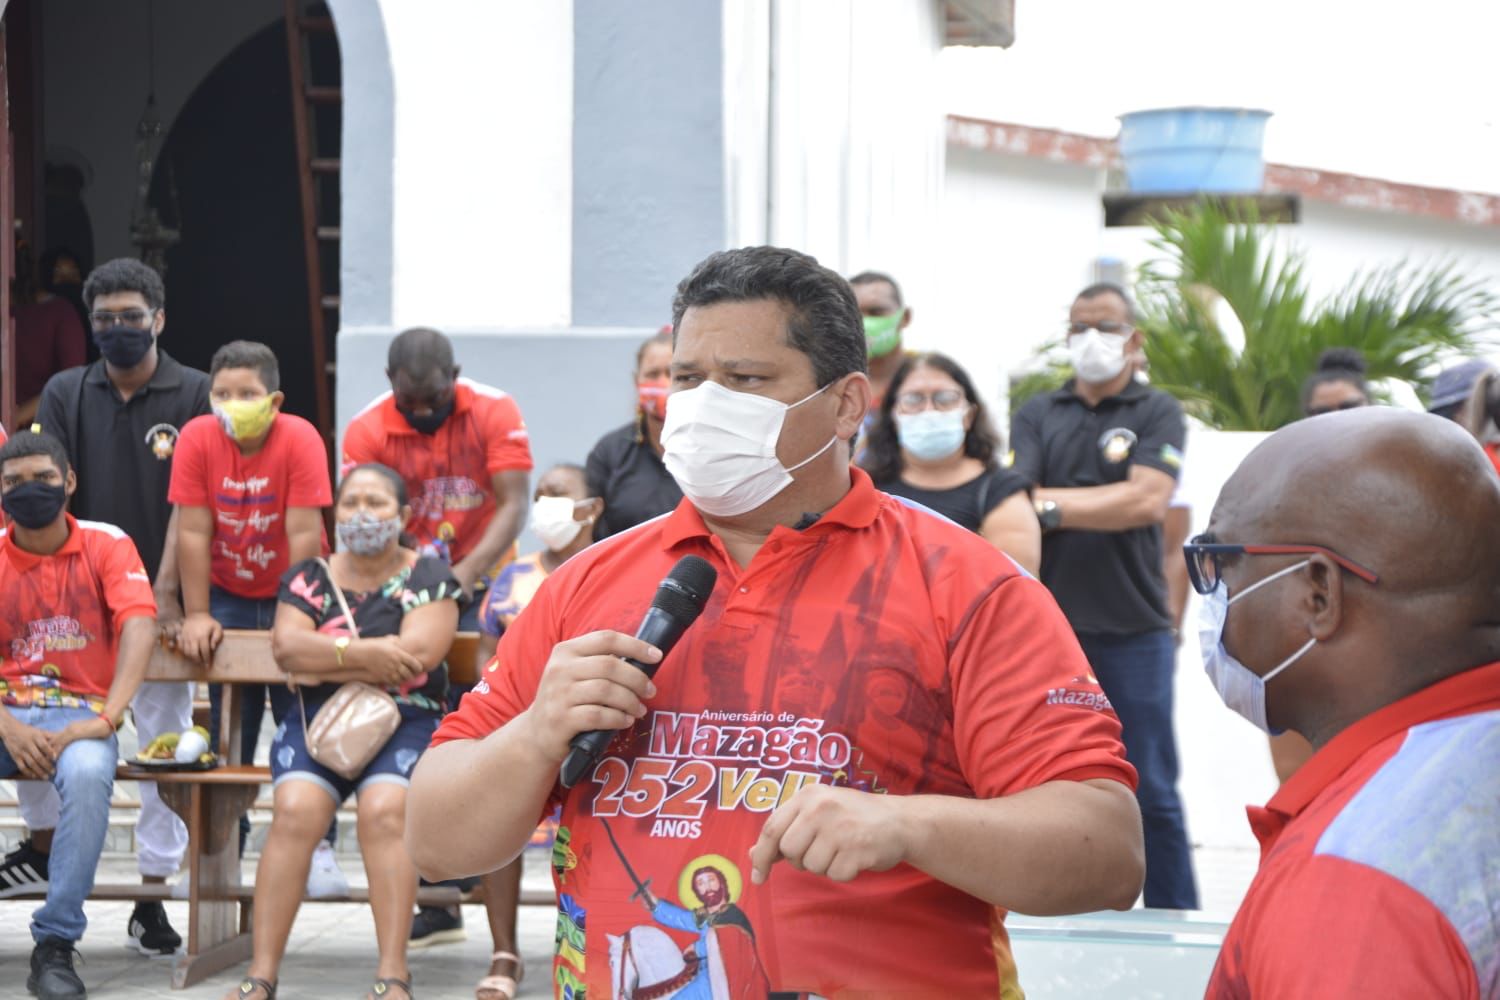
[1305,399,1366,417]
[1182,533,1379,596]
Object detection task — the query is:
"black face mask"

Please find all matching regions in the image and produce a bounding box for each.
[94,323,155,368]
[400,397,455,435]
[2,481,67,530]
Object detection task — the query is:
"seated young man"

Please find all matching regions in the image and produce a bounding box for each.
[0,431,158,1000]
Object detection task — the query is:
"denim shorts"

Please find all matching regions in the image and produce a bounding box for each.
[270,697,440,804]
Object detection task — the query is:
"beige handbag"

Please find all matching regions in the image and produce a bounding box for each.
[296,559,401,780]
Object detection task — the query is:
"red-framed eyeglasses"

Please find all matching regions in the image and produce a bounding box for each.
[1183,533,1380,596]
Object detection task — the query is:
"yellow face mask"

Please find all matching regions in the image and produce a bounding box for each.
[213,396,278,442]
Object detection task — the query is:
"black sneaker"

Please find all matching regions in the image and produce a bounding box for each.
[125,901,181,957]
[0,837,49,898]
[28,936,85,999]
[408,905,465,948]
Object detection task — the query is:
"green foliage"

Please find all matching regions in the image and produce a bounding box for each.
[1133,202,1498,430]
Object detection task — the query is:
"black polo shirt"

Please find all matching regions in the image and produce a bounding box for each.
[1010,378,1185,636]
[34,351,211,583]
[585,419,683,541]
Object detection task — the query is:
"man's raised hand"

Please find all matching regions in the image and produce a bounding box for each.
[513,630,662,765]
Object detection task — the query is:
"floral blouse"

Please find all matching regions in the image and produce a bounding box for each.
[278,555,463,712]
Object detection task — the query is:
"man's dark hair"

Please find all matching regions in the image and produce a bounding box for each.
[0,430,70,479]
[210,340,281,393]
[82,257,165,312]
[387,327,456,378]
[672,246,867,387]
[848,270,904,308]
[1075,281,1135,323]
[859,352,1003,485]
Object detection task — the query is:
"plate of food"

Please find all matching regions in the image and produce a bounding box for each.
[131,727,220,770]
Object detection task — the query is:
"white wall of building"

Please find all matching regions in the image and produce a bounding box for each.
[379,0,573,331]
[724,0,946,312]
[940,142,1500,420]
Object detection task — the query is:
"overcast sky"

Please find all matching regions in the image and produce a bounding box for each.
[941,0,1500,194]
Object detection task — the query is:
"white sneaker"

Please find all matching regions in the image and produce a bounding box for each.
[306,841,349,899]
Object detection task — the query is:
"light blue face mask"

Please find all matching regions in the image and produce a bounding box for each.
[895,408,967,461]
[1197,560,1316,734]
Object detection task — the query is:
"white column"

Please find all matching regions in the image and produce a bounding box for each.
[380,0,573,329]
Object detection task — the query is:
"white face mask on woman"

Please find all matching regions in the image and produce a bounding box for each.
[661,379,836,518]
[530,495,594,551]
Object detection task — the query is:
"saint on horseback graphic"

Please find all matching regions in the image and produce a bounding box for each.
[603,819,769,1000]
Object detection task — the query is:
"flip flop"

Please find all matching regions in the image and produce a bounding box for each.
[231,977,277,1000]
[368,975,414,999]
[475,950,524,1000]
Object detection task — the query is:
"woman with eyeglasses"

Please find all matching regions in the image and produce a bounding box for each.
[860,352,1040,574]
[1301,348,1370,418]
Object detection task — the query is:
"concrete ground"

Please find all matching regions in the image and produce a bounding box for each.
[0,843,1257,998]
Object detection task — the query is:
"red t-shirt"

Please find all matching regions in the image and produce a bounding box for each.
[0,515,157,707]
[1206,661,1500,999]
[341,379,532,565]
[13,296,87,403]
[433,469,1136,998]
[168,413,333,598]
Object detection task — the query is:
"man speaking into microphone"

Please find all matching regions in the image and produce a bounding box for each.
[406,246,1144,998]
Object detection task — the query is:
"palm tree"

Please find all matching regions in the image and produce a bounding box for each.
[1134,202,1498,430]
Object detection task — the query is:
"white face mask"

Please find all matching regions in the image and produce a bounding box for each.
[661,379,837,518]
[895,408,968,461]
[1198,560,1316,734]
[530,495,593,551]
[1069,328,1130,383]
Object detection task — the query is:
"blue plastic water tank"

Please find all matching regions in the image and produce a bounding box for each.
[1117,107,1272,193]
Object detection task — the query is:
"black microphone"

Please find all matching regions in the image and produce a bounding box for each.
[558,555,718,788]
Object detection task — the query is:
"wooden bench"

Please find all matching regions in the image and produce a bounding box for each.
[8,629,552,989]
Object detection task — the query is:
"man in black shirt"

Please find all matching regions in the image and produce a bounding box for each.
[1010,282,1196,910]
[21,258,210,953]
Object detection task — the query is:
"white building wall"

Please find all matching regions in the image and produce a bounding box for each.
[724,0,946,314]
[379,0,573,330]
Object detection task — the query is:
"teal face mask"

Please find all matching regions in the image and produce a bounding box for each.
[863,311,904,359]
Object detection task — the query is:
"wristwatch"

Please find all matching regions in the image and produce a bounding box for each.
[1034,499,1062,533]
[333,635,351,667]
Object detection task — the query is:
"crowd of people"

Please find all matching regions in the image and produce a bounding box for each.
[0,248,1495,1000]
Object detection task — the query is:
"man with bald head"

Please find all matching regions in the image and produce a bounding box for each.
[1194,407,1500,998]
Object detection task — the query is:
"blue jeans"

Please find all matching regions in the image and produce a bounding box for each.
[0,705,118,943]
[1075,629,1199,910]
[204,586,333,851]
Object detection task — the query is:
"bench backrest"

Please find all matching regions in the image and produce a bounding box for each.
[146,630,484,687]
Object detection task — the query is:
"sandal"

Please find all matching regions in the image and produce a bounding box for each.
[476,951,524,1000]
[369,975,415,999]
[230,977,277,1000]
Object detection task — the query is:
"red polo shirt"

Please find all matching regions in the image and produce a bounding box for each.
[341,379,532,565]
[1207,661,1500,998]
[168,413,333,599]
[434,469,1136,999]
[0,515,157,708]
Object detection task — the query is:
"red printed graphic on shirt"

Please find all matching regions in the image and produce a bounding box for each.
[168,413,332,598]
[0,517,156,706]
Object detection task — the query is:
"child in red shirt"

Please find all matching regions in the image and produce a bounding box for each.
[168,341,333,864]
